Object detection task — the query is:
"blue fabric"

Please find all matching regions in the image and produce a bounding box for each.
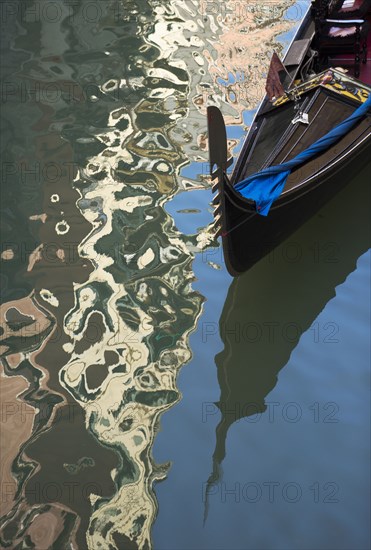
[235,93,371,216]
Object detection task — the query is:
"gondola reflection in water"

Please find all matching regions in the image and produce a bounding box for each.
[204,163,370,517]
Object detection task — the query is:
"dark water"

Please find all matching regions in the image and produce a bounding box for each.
[0,1,369,549]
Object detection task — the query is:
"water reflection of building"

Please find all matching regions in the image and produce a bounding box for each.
[1,1,204,548]
[204,165,370,518]
[1,0,300,548]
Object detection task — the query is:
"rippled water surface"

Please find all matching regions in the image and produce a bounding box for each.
[1,1,369,549]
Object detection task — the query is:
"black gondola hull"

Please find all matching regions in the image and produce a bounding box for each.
[218,137,370,276]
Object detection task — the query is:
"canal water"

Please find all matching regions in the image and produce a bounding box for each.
[0,1,369,549]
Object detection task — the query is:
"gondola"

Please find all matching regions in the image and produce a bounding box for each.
[207,0,371,276]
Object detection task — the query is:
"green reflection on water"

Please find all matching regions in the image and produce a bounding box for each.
[0,0,301,548]
[1,1,207,548]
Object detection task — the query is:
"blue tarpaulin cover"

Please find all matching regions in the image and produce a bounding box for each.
[235,93,371,216]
